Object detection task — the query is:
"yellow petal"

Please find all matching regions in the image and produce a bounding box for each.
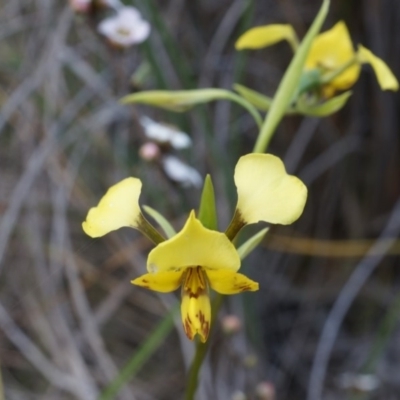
[181,267,211,342]
[147,211,240,273]
[235,24,298,51]
[234,154,307,225]
[206,270,259,295]
[357,45,399,91]
[306,21,360,92]
[131,271,183,293]
[82,177,142,238]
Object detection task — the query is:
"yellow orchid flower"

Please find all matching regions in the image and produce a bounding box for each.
[236,21,398,97]
[305,21,398,96]
[133,211,257,342]
[82,154,307,342]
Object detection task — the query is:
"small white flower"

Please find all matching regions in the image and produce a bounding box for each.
[98,6,150,47]
[338,373,380,392]
[140,116,192,149]
[162,156,202,188]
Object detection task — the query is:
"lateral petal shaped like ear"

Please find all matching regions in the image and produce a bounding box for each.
[306,21,360,92]
[235,24,298,51]
[206,270,259,295]
[147,211,240,273]
[131,271,183,293]
[234,154,307,225]
[358,45,399,91]
[82,177,142,238]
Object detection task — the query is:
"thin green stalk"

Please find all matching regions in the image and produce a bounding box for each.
[100,304,179,400]
[362,292,400,373]
[139,0,194,89]
[184,294,224,400]
[253,0,330,153]
[225,209,246,241]
[137,214,166,244]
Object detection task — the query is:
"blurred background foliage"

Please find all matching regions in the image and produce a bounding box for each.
[0,0,400,399]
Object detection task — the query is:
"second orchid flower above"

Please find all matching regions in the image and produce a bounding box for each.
[82,154,307,342]
[235,21,398,116]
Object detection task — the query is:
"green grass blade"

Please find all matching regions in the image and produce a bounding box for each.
[99,304,179,400]
[143,205,177,239]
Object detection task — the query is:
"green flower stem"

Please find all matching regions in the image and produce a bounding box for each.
[319,55,358,85]
[184,294,224,400]
[100,304,179,400]
[121,89,263,129]
[137,214,166,244]
[288,33,300,53]
[226,91,263,129]
[253,0,330,153]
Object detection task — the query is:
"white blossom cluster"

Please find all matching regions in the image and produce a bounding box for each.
[69,0,150,48]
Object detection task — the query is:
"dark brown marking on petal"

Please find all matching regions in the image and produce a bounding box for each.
[183,267,208,298]
[142,279,149,283]
[198,310,210,342]
[184,318,194,340]
[237,284,252,292]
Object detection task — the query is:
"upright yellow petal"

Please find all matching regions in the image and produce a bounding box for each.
[206,270,259,295]
[357,45,399,91]
[234,154,307,225]
[147,211,240,273]
[181,267,211,342]
[235,24,298,51]
[131,271,183,293]
[306,21,360,92]
[82,177,142,238]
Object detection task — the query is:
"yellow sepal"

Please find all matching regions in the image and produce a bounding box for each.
[82,177,142,238]
[147,211,240,274]
[234,154,307,225]
[235,24,298,51]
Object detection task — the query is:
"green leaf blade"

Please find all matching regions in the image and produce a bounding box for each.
[143,205,177,239]
[198,175,218,231]
[237,227,269,260]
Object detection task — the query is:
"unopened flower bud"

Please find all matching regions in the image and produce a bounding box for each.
[139,142,160,161]
[69,0,91,13]
[222,314,242,335]
[255,381,275,400]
